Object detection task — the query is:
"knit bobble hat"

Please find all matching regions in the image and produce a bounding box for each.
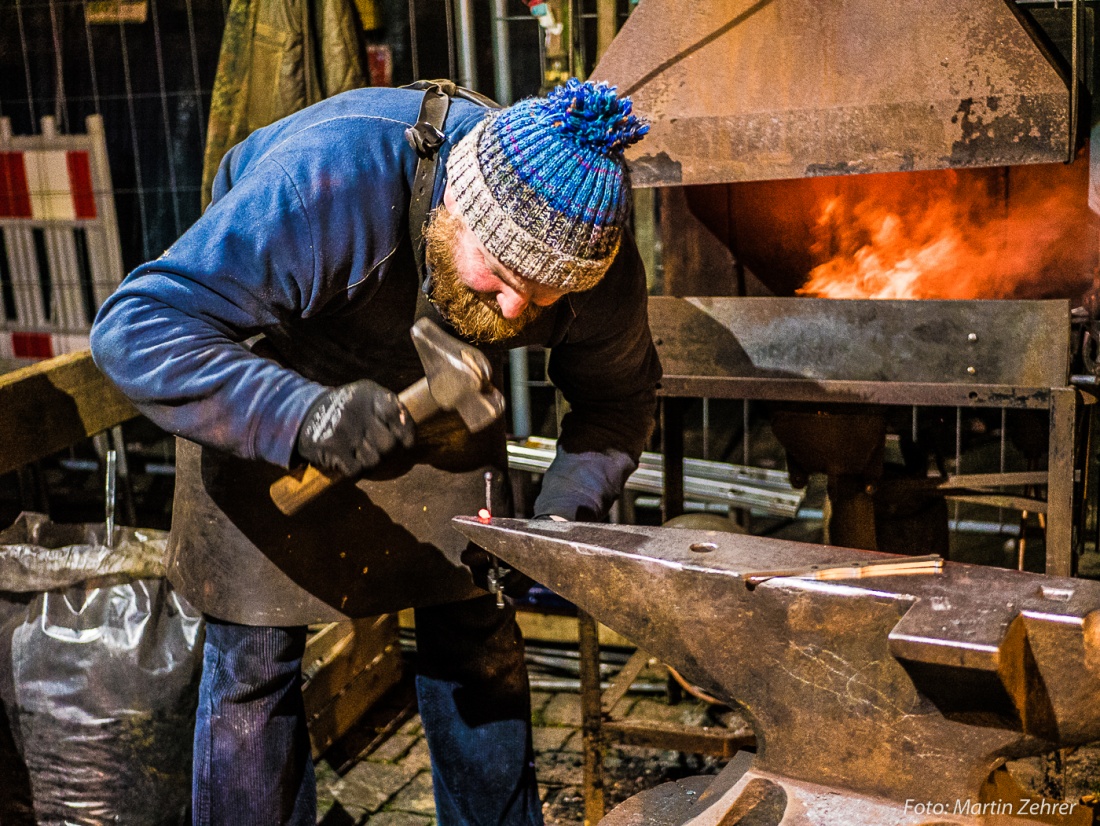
[447,78,649,293]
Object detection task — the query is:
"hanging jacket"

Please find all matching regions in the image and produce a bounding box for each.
[200,0,367,210]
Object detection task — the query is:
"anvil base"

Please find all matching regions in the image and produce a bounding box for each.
[600,755,1091,826]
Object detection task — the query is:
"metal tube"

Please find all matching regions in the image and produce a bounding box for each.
[567,0,576,78]
[111,424,137,526]
[596,0,617,61]
[509,349,531,438]
[702,397,710,459]
[453,0,478,90]
[1046,387,1078,576]
[661,398,685,521]
[743,399,750,466]
[527,677,666,694]
[408,0,421,80]
[1069,0,1080,161]
[105,448,116,549]
[578,610,605,825]
[491,0,513,104]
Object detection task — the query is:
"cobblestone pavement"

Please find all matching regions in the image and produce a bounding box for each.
[315,680,727,825]
[314,679,1100,826]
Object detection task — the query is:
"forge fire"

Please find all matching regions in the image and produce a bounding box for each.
[798,163,1100,300]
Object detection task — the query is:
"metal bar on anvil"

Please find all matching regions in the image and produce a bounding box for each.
[453,516,1100,809]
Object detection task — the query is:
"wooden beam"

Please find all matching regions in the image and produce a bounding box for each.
[0,350,138,475]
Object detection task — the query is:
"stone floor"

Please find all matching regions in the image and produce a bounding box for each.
[314,669,726,825]
[313,676,1100,826]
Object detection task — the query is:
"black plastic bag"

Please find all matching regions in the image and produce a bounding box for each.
[0,513,203,826]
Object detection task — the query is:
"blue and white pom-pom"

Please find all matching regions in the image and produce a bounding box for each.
[538,78,649,156]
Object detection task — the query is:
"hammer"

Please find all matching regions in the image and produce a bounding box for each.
[269,317,505,516]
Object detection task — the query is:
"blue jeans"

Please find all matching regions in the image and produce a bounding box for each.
[194,594,542,825]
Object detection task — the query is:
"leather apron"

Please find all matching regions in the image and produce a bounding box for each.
[167,81,514,626]
[165,274,508,626]
[167,414,505,626]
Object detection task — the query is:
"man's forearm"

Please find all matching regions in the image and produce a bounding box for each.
[91,291,324,466]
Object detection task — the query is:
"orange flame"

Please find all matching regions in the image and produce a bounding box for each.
[797,168,1096,300]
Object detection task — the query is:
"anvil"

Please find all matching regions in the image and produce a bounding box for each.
[454,517,1100,825]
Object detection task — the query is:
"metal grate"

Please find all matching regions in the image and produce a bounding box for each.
[0,0,225,278]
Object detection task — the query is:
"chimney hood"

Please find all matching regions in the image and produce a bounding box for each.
[591,0,1071,187]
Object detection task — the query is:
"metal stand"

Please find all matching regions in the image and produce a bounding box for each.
[577,611,756,823]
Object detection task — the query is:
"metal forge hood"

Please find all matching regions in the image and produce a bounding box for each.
[592,0,1071,187]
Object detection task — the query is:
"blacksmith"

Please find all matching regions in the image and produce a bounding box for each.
[91,79,660,825]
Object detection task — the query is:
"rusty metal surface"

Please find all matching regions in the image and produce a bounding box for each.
[648,297,1070,391]
[454,517,1100,824]
[647,295,1070,404]
[601,720,753,759]
[592,0,1070,187]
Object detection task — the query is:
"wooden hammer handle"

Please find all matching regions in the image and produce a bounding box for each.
[269,465,344,515]
[269,378,439,516]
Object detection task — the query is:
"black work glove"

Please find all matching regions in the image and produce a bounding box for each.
[296,379,416,476]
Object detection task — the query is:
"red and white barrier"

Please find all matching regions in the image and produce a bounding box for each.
[0,115,124,360]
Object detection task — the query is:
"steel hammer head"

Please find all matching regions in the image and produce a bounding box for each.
[410,317,505,432]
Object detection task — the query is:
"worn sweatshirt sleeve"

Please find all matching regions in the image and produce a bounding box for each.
[533,232,662,521]
[91,157,338,467]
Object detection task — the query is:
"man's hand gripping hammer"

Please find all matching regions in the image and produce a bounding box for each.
[270,318,505,516]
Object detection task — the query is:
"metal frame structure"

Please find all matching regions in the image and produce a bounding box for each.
[649,296,1086,577]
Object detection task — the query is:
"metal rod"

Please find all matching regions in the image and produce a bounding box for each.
[111,424,137,526]
[509,350,531,437]
[567,0,576,79]
[1000,408,1007,535]
[15,0,37,126]
[578,610,606,825]
[105,448,117,549]
[661,398,685,521]
[575,0,590,79]
[954,406,962,538]
[601,649,652,714]
[408,0,420,80]
[596,0,618,61]
[444,0,457,83]
[702,397,710,460]
[528,677,666,694]
[536,9,548,88]
[490,0,514,104]
[1046,388,1077,576]
[116,13,150,260]
[452,0,478,90]
[47,0,68,131]
[1068,0,1080,162]
[149,0,183,237]
[743,399,750,466]
[484,470,505,608]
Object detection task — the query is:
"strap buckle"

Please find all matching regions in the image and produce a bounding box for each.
[404,121,446,158]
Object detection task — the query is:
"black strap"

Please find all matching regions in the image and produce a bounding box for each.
[405,83,452,301]
[402,80,501,305]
